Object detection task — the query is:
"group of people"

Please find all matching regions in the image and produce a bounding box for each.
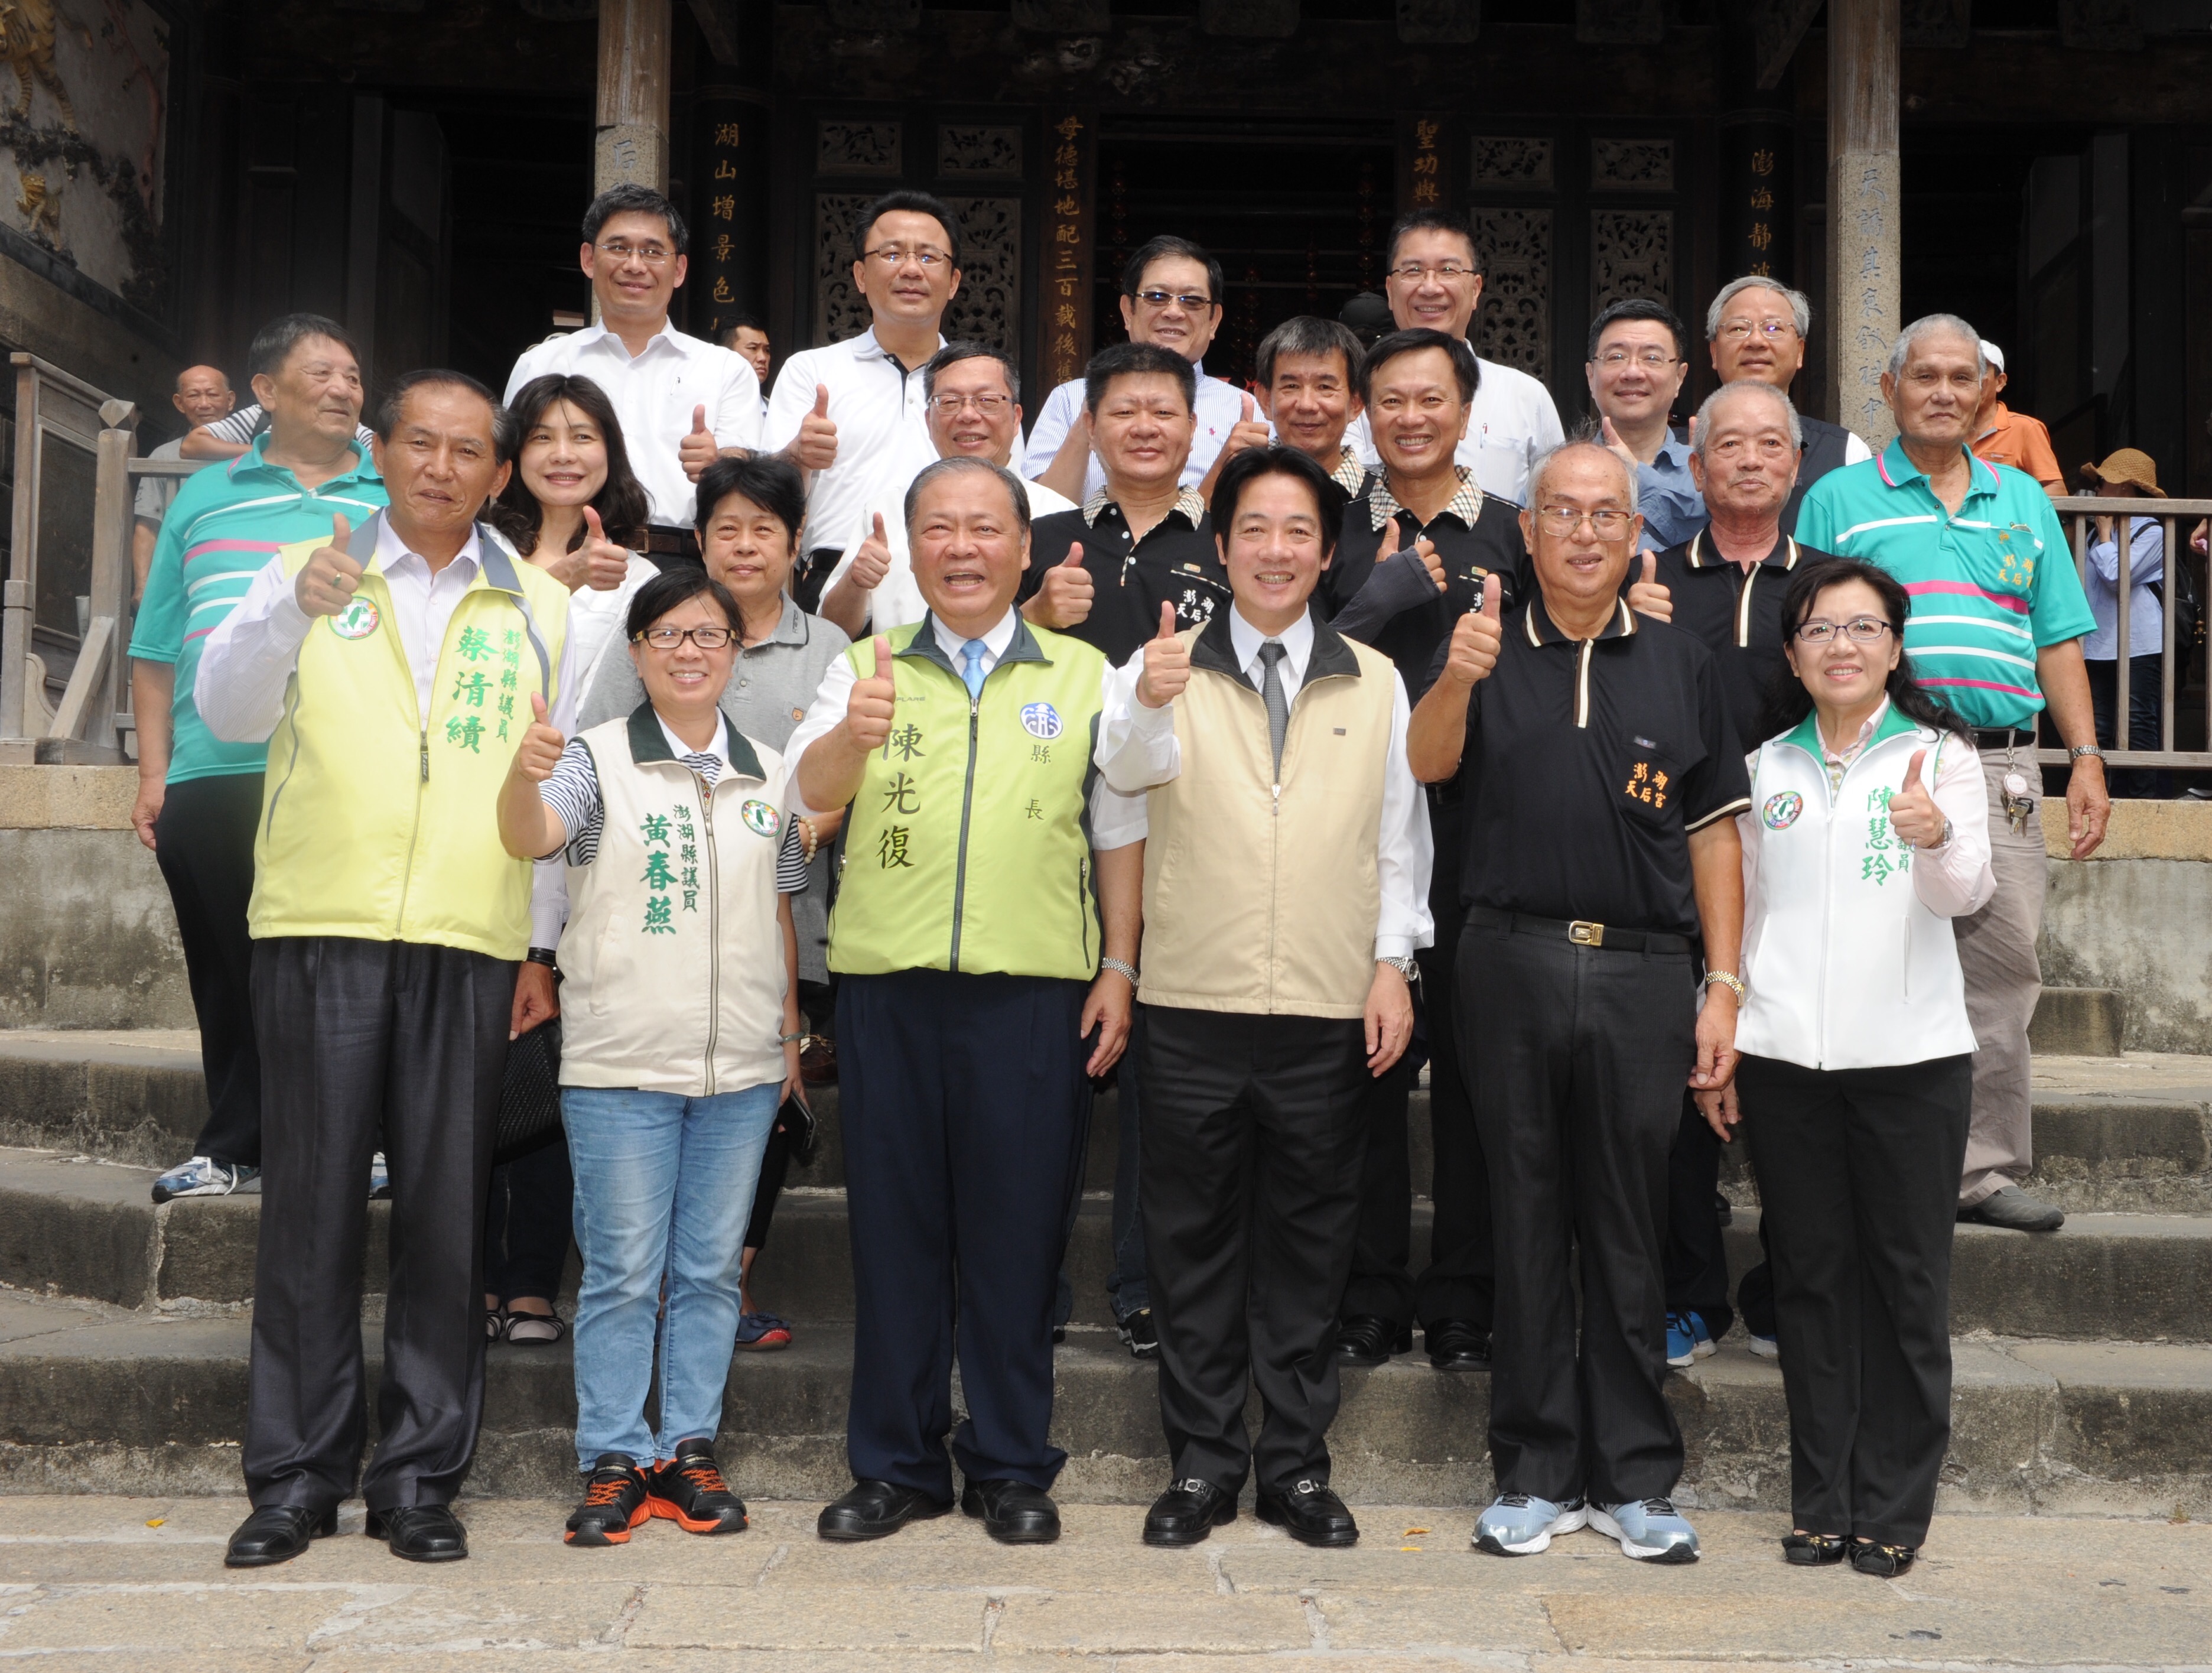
[121,181,2117,1583]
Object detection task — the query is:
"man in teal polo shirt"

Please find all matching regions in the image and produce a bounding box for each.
[128,313,386,1205]
[1797,313,2105,1234]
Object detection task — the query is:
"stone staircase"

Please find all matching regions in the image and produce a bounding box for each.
[2,1029,2210,1516]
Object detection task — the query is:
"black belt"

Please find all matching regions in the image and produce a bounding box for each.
[1970,726,2031,749]
[1463,904,1694,955]
[642,525,701,560]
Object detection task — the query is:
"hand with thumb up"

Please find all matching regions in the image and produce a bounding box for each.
[295,514,366,618]
[1221,389,1272,464]
[512,691,568,783]
[791,382,840,472]
[1025,541,1094,631]
[849,512,894,592]
[845,634,897,752]
[1886,748,1947,849]
[580,506,630,591]
[1136,601,1193,710]
[1626,550,1673,623]
[1442,571,1504,690]
[679,403,720,483]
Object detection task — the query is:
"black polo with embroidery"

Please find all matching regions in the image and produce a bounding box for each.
[1631,526,1828,745]
[1022,488,1232,668]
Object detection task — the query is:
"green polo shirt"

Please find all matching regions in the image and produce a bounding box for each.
[1795,440,2095,730]
[129,434,386,784]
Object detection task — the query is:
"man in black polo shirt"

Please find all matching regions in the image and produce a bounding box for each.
[1323,328,1528,1379]
[1410,438,1749,1566]
[1206,316,1371,506]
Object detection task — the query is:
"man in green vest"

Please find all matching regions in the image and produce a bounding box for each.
[195,371,577,1569]
[788,454,1144,1546]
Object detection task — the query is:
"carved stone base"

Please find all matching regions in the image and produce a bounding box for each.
[595,122,668,195]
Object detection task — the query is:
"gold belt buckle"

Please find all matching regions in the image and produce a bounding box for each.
[1569,920,1604,947]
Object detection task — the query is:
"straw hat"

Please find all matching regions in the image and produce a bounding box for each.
[2081,448,2165,496]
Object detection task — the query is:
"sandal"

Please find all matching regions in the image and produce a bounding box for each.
[1782,1531,1848,1565]
[734,1310,792,1351]
[1850,1538,1916,1577]
[485,1306,508,1343]
[501,1308,569,1346]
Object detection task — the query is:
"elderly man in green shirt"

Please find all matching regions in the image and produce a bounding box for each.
[1797,314,2106,1234]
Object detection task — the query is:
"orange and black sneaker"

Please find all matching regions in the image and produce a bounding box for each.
[565,1453,650,1547]
[646,1438,749,1535]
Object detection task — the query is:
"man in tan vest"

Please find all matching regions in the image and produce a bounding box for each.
[1095,446,1433,1550]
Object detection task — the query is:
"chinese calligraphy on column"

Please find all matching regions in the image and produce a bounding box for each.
[1721,121,1793,284]
[1042,112,1094,388]
[1399,115,1455,217]
[694,92,767,338]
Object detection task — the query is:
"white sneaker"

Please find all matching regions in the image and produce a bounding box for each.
[1590,1496,1700,1562]
[1473,1493,1588,1556]
[151,1155,258,1204]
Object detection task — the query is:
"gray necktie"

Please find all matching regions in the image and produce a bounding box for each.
[1257,640,1289,782]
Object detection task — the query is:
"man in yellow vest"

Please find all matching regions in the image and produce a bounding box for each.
[788,454,1144,1545]
[194,371,576,1568]
[1094,444,1433,1548]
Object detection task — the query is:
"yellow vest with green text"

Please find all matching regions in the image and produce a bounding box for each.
[248,514,571,959]
[828,616,1104,980]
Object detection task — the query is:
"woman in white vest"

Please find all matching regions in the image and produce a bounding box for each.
[1698,556,1993,1580]
[497,566,805,1550]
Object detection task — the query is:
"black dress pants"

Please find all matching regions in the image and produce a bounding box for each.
[1143,1006,1368,1493]
[151,772,265,1168]
[1339,1050,1417,1326]
[1411,907,1494,1331]
[1662,1095,1736,1339]
[483,1138,574,1305]
[1458,918,1693,1504]
[1737,1051,1973,1548]
[245,935,513,1513]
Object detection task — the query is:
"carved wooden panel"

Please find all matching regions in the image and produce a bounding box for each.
[941,196,1022,355]
[817,119,902,176]
[939,125,1024,178]
[1592,208,1673,311]
[1902,0,1970,48]
[1591,137,1674,191]
[813,193,877,344]
[1397,0,1481,44]
[1469,135,1553,190]
[1470,207,1551,381]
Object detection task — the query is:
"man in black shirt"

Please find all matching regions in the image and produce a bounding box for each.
[1409,438,1749,1566]
[1206,316,1371,505]
[1323,329,1529,1379]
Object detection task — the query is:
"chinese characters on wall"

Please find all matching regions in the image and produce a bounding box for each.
[1042,112,1093,388]
[1721,121,1793,285]
[693,93,769,336]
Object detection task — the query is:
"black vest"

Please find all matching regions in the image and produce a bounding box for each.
[1781,417,1855,534]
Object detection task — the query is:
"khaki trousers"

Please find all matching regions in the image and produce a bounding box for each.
[1950,749,2045,1207]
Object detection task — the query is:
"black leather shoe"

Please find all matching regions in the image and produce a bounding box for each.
[1425,1319,1492,1371]
[1143,1477,1238,1547]
[817,1479,954,1542]
[366,1503,469,1562]
[1257,1477,1359,1548]
[961,1477,1061,1544]
[1333,1315,1411,1367]
[225,1503,337,1568]
[1119,1308,1160,1359]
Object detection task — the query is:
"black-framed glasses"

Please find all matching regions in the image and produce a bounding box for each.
[597,241,672,266]
[1133,288,1215,310]
[1795,617,1893,645]
[636,625,736,651]
[1535,506,1634,538]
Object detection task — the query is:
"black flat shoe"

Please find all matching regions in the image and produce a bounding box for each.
[1333,1315,1410,1368]
[1256,1477,1358,1547]
[817,1479,954,1542]
[1851,1538,1916,1577]
[961,1477,1061,1544]
[1782,1531,1848,1565]
[1143,1477,1238,1547]
[225,1503,337,1568]
[1424,1319,1492,1371]
[366,1503,469,1562]
[1118,1308,1160,1359]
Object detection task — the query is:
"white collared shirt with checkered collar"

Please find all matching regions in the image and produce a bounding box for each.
[1365,463,1485,534]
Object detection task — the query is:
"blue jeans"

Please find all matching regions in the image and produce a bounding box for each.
[563,1082,779,1470]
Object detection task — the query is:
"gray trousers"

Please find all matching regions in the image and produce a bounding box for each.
[1951,749,2045,1207]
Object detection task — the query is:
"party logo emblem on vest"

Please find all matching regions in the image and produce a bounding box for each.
[740,799,779,839]
[1761,790,1804,831]
[1020,701,1063,740]
[328,598,380,641]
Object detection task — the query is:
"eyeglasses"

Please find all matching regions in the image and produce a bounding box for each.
[1133,289,1215,310]
[597,241,672,267]
[1596,348,1679,370]
[929,392,1012,415]
[863,245,951,269]
[1388,261,1478,282]
[1718,318,1799,343]
[1794,617,1893,645]
[636,625,735,651]
[1535,506,1634,538]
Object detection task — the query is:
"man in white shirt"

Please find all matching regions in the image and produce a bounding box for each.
[818,342,1075,638]
[1024,236,1246,505]
[718,316,775,424]
[763,190,963,610]
[505,184,762,566]
[1347,210,1564,507]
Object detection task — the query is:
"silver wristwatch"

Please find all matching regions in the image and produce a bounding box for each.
[2068,743,2105,761]
[1380,954,1420,984]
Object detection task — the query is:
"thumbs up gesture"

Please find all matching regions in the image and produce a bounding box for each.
[679,403,719,483]
[792,383,839,472]
[1887,748,1946,849]
[1627,550,1673,622]
[845,634,897,752]
[580,506,630,591]
[1136,601,1192,709]
[1028,541,1094,631]
[295,514,366,617]
[1221,389,1272,463]
[848,512,893,592]
[512,691,567,783]
[1442,573,1504,690]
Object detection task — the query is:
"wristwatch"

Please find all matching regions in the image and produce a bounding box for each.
[1380,954,1420,984]
[1099,957,1140,986]
[1702,969,1746,1003]
[1925,816,1955,851]
[2068,743,2106,762]
[525,946,558,968]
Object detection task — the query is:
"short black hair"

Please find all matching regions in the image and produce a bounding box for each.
[693,453,808,544]
[715,316,768,349]
[1358,328,1479,404]
[1083,341,1198,416]
[1254,316,1364,389]
[369,368,507,451]
[853,190,963,269]
[1209,445,1344,560]
[583,183,688,256]
[625,566,742,640]
[1586,296,1687,363]
[1384,210,1484,277]
[923,340,1020,402]
[1120,235,1225,309]
[248,313,361,381]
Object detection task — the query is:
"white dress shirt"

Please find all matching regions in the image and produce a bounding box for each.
[763,326,944,555]
[1348,353,1565,508]
[504,323,763,529]
[784,605,1147,849]
[1020,364,1246,502]
[1095,605,1434,960]
[818,472,1079,635]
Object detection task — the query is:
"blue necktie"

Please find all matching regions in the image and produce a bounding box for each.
[961,639,988,700]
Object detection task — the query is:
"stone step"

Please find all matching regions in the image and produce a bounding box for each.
[2031,987,2126,1057]
[0,1289,2205,1517]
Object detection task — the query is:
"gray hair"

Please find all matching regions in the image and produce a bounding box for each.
[1526,430,1639,516]
[902,454,1032,541]
[1691,380,1803,457]
[1254,315,1365,388]
[1704,276,1812,343]
[1887,314,1986,380]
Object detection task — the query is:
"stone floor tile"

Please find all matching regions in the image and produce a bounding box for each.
[0,1584,354,1651]
[990,1590,1312,1653]
[299,1580,644,1651]
[623,1584,988,1651]
[1312,1589,1559,1652]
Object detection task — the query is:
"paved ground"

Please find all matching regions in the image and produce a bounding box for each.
[0,1497,2206,1670]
